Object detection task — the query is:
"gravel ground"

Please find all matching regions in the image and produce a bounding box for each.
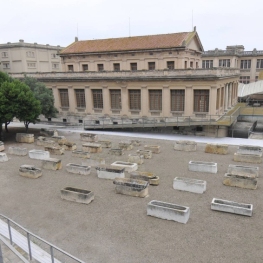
[0,127,263,263]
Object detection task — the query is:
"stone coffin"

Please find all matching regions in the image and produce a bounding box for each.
[82,158,105,167]
[19,165,42,179]
[205,143,228,155]
[237,145,262,155]
[233,153,262,164]
[188,161,217,174]
[51,136,67,144]
[227,164,259,177]
[109,148,124,156]
[16,133,34,143]
[59,141,77,151]
[72,150,91,159]
[42,158,62,170]
[223,173,257,190]
[111,161,138,173]
[144,145,160,154]
[0,153,8,162]
[80,133,98,142]
[173,177,206,194]
[211,198,253,217]
[131,140,141,146]
[29,150,50,160]
[136,150,152,159]
[0,141,4,152]
[128,154,144,165]
[98,140,112,148]
[66,163,91,175]
[96,165,125,180]
[82,143,102,153]
[61,187,94,204]
[130,171,159,185]
[174,140,197,152]
[119,142,133,151]
[44,146,64,155]
[113,178,149,198]
[147,200,190,224]
[8,146,27,156]
[36,137,56,147]
[40,128,58,137]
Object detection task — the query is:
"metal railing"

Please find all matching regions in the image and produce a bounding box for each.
[0,214,85,263]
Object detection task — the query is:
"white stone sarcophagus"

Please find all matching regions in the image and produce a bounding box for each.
[111,161,138,173]
[95,165,125,180]
[61,187,94,204]
[8,146,27,156]
[188,161,217,174]
[29,150,50,160]
[174,140,197,152]
[66,163,91,175]
[173,177,206,194]
[19,165,42,179]
[130,171,159,185]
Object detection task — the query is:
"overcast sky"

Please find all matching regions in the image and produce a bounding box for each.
[1,0,263,51]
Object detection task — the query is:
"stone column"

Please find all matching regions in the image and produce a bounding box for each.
[52,85,60,111]
[224,83,229,111]
[228,83,232,108]
[85,86,93,114]
[210,86,217,115]
[162,85,170,117]
[102,86,110,115]
[121,85,129,116]
[185,86,193,116]
[68,86,76,113]
[141,85,148,116]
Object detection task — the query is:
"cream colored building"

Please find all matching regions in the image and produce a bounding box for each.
[0,39,63,73]
[202,45,263,83]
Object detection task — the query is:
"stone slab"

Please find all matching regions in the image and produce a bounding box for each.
[36,137,56,147]
[59,141,77,151]
[119,142,133,150]
[40,128,58,137]
[51,136,67,144]
[237,145,262,156]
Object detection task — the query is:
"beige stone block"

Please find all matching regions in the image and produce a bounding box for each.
[59,141,77,151]
[128,154,144,164]
[82,143,102,153]
[80,133,98,142]
[98,140,112,148]
[174,140,197,152]
[130,171,159,185]
[223,173,257,190]
[233,153,262,164]
[119,142,133,150]
[144,145,160,153]
[136,150,152,159]
[42,158,62,170]
[16,133,34,143]
[44,146,64,155]
[51,136,67,144]
[37,136,56,147]
[72,150,90,159]
[19,165,42,179]
[205,143,228,155]
[109,148,124,156]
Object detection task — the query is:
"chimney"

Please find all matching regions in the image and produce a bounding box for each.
[75,37,78,42]
[194,26,196,32]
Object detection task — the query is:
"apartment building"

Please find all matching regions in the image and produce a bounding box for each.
[0,40,63,73]
[202,45,263,84]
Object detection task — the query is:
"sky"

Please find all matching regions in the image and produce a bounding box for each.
[1,0,263,51]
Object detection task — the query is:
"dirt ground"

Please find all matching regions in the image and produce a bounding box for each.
[0,127,263,263]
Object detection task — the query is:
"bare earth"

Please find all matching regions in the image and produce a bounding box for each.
[0,127,262,263]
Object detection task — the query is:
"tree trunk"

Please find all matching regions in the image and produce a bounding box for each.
[24,121,29,133]
[5,122,9,133]
[0,123,3,141]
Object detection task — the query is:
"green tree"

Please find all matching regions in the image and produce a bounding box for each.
[23,76,58,118]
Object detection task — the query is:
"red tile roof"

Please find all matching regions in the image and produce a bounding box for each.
[61,32,194,54]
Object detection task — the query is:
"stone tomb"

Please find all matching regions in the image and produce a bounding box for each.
[8,146,27,156]
[29,150,50,160]
[113,178,149,198]
[227,164,259,177]
[205,143,228,155]
[131,140,141,146]
[61,187,94,205]
[136,150,152,159]
[188,161,217,174]
[174,140,197,152]
[80,133,98,142]
[72,150,90,159]
[119,142,133,151]
[173,177,206,194]
[40,128,58,137]
[0,141,4,152]
[128,154,144,165]
[109,148,124,156]
[233,153,262,164]
[16,133,34,143]
[237,145,262,155]
[98,140,112,148]
[59,141,77,151]
[130,171,159,185]
[144,145,160,154]
[211,198,253,217]
[42,158,62,170]
[19,165,42,179]
[147,200,190,224]
[66,163,91,175]
[96,165,125,180]
[0,153,8,162]
[223,174,257,190]
[111,161,138,173]
[37,137,56,147]
[82,143,102,153]
[51,136,67,144]
[44,146,64,155]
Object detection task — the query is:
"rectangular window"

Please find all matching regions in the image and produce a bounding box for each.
[82,64,88,71]
[52,63,59,69]
[51,53,57,59]
[130,63,137,71]
[75,89,86,108]
[27,62,36,68]
[2,52,8,58]
[129,90,141,110]
[167,61,174,70]
[148,62,155,70]
[190,61,193,68]
[97,64,104,71]
[92,89,103,109]
[68,65,74,71]
[171,90,185,111]
[110,89,121,109]
[113,63,120,71]
[216,89,220,110]
[240,60,251,69]
[59,89,69,107]
[239,76,250,84]
[149,90,162,111]
[202,60,213,68]
[196,62,198,68]
[256,59,263,69]
[26,51,35,58]
[219,59,230,67]
[194,90,209,112]
[184,61,187,69]
[2,63,10,69]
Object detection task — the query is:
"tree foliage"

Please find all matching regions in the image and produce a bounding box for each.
[23,76,58,118]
